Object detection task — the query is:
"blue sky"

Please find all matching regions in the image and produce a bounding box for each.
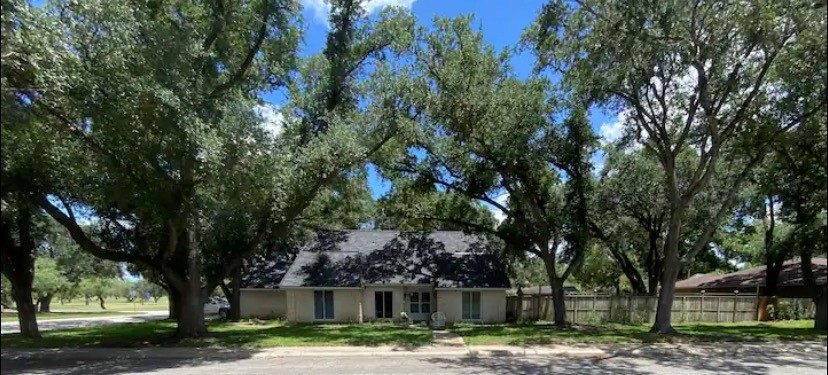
[267,0,621,201]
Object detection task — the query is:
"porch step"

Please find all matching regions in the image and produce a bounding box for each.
[432,330,466,347]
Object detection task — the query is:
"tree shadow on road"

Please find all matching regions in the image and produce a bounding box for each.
[421,356,647,375]
[421,342,827,375]
[604,342,828,375]
[0,348,259,375]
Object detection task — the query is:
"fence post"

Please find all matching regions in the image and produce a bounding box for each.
[574,296,579,324]
[682,296,687,323]
[609,295,614,322]
[732,295,738,322]
[592,294,597,322]
[535,293,541,320]
[716,297,722,323]
[627,294,633,323]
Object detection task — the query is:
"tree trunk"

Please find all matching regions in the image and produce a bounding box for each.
[229,265,241,320]
[1,207,41,338]
[85,294,90,305]
[651,185,685,334]
[176,287,207,337]
[550,280,566,327]
[219,266,243,321]
[98,295,106,310]
[540,252,567,326]
[38,294,53,313]
[799,252,827,332]
[11,279,40,338]
[646,230,661,295]
[168,287,180,320]
[652,253,680,334]
[764,259,782,296]
[608,244,647,294]
[815,285,827,332]
[169,227,207,338]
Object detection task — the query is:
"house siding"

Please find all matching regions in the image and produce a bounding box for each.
[362,286,406,321]
[240,289,286,319]
[285,289,363,323]
[437,290,506,323]
[279,287,507,323]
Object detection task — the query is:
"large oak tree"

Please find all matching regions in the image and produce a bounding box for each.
[531,0,827,333]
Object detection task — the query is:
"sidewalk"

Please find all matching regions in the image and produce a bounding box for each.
[0,344,608,361]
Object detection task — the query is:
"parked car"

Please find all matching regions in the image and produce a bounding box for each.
[204,297,230,318]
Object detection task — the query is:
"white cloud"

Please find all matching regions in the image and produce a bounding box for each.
[362,0,415,13]
[301,0,416,26]
[490,193,509,224]
[254,103,285,138]
[599,109,644,153]
[598,113,626,146]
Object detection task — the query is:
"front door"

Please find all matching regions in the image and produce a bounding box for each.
[374,291,393,319]
[408,291,432,322]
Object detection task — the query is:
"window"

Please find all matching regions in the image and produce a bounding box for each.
[409,292,419,313]
[409,292,431,315]
[462,291,481,320]
[375,291,393,319]
[314,290,334,320]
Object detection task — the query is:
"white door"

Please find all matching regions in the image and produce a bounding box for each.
[408,291,432,321]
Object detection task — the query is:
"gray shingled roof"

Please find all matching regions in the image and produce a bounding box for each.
[278,230,511,289]
[675,258,827,289]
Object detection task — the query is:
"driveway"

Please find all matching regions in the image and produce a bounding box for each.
[1,342,826,375]
[0,311,168,335]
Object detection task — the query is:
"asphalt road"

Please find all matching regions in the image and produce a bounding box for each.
[2,345,826,375]
[0,311,168,334]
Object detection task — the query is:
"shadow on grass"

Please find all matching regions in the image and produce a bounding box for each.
[451,321,828,346]
[200,322,432,347]
[1,320,432,349]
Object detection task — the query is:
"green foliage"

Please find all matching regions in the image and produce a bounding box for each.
[135,279,166,302]
[572,244,623,294]
[529,0,826,331]
[374,17,597,324]
[79,277,116,300]
[510,257,548,288]
[767,301,812,321]
[2,0,417,337]
[32,257,68,300]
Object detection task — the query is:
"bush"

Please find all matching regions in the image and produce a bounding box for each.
[767,301,811,320]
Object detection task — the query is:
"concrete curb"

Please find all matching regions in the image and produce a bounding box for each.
[0,345,609,360]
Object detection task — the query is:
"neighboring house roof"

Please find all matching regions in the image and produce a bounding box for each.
[675,258,827,290]
[279,230,511,289]
[511,286,579,296]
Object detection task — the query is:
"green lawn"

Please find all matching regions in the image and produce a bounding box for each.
[1,320,433,348]
[1,311,139,322]
[38,297,170,312]
[450,320,828,345]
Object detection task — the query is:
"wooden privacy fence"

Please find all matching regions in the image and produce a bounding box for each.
[506,294,816,324]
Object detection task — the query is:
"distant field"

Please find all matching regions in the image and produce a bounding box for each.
[1,297,169,318]
[49,297,170,312]
[1,311,138,322]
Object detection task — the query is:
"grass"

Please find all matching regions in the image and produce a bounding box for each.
[450,320,828,345]
[35,297,171,312]
[1,320,433,348]
[1,311,139,322]
[1,297,168,322]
